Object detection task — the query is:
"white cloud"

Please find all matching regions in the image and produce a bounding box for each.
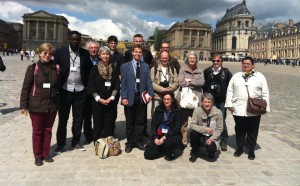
[0,1,33,23]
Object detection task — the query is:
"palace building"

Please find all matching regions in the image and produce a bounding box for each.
[22,10,69,50]
[212,0,257,60]
[162,19,212,60]
[250,19,300,60]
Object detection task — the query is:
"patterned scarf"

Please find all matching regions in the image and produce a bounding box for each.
[243,69,255,81]
[97,62,113,80]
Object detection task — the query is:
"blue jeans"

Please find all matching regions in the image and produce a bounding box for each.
[215,102,228,144]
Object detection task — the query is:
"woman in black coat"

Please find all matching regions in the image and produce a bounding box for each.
[144,92,182,161]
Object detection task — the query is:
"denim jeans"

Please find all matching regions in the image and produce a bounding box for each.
[215,102,228,144]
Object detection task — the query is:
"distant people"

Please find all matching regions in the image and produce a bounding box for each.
[54,31,93,155]
[88,46,120,140]
[83,40,100,144]
[177,51,205,146]
[30,50,36,62]
[121,44,154,153]
[150,42,181,74]
[225,56,270,160]
[107,35,124,135]
[124,34,153,66]
[150,51,178,115]
[20,43,59,166]
[144,92,182,161]
[20,49,24,61]
[203,54,232,151]
[189,93,223,162]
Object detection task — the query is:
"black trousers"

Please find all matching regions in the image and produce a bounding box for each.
[56,89,86,147]
[233,115,261,151]
[124,94,146,146]
[144,135,181,160]
[83,94,93,142]
[190,130,217,155]
[92,99,116,140]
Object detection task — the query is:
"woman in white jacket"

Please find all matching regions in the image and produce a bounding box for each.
[225,56,270,160]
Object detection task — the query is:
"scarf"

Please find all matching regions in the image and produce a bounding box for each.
[242,69,255,81]
[97,62,113,80]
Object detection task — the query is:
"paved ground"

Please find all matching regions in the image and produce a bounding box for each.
[0,55,300,185]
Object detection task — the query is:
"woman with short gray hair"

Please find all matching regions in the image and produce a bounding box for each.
[177,51,205,146]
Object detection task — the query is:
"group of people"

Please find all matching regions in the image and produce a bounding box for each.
[20,30,270,166]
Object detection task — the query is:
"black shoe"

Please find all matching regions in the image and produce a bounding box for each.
[220,144,227,151]
[136,144,145,151]
[53,146,64,155]
[125,145,133,153]
[164,152,176,161]
[72,144,86,151]
[44,156,54,163]
[233,149,243,157]
[35,158,43,166]
[208,153,215,159]
[189,154,198,163]
[248,151,255,160]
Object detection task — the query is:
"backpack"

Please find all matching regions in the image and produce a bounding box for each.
[32,62,59,96]
[95,136,121,159]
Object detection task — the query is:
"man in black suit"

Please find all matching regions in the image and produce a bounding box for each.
[54,31,93,154]
[83,40,100,144]
[123,34,153,66]
[107,35,124,134]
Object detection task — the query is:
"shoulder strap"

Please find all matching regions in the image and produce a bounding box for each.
[32,63,38,96]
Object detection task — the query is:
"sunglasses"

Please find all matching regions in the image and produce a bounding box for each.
[212,60,221,62]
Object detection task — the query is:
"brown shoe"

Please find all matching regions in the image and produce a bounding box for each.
[220,144,227,151]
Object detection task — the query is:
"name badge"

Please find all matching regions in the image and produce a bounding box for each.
[211,85,215,89]
[70,66,77,72]
[105,81,111,87]
[162,128,168,134]
[43,83,51,88]
[136,78,140,83]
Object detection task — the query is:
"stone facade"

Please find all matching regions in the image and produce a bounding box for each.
[0,19,23,50]
[212,0,257,60]
[162,19,212,60]
[22,10,69,51]
[250,19,300,59]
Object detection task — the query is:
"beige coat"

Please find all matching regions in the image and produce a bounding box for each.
[151,64,178,100]
[177,63,205,105]
[189,106,223,142]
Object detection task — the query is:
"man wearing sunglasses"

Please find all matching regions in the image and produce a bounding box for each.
[203,54,232,151]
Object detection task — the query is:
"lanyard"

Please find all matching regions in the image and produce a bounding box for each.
[70,52,79,67]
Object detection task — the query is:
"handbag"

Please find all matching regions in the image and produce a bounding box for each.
[245,85,267,115]
[95,136,121,159]
[180,87,199,109]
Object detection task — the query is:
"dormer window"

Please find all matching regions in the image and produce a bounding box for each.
[238,20,241,28]
[245,21,249,27]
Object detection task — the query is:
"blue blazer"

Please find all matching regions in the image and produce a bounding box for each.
[121,61,154,107]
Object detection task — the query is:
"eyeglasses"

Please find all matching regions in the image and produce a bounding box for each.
[242,63,252,66]
[163,98,172,101]
[212,60,221,62]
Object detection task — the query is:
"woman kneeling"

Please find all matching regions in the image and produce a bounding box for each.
[144,92,182,161]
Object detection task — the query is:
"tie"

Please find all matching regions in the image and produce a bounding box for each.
[136,63,140,92]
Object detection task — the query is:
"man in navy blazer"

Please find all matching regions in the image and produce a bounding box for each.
[54,31,92,154]
[121,44,154,153]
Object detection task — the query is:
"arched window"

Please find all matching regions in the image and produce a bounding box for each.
[232,36,237,50]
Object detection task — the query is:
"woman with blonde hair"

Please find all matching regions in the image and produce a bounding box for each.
[20,43,59,166]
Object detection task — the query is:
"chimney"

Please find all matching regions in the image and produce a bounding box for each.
[277,22,284,29]
[289,19,294,27]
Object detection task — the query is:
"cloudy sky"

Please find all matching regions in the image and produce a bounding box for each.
[0,0,299,41]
